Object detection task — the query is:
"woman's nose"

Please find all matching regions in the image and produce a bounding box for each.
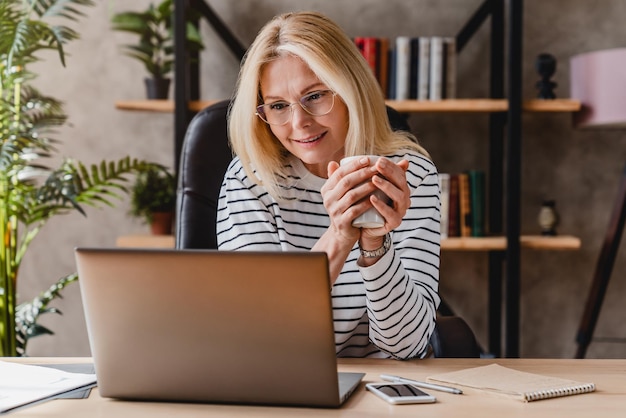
[290,103,313,127]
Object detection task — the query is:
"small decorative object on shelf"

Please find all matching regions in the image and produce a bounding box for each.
[535,53,557,99]
[538,199,559,236]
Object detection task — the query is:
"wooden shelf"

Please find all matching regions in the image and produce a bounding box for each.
[115,100,221,113]
[389,99,508,112]
[442,235,581,251]
[116,234,580,251]
[390,98,581,113]
[522,99,581,112]
[115,98,581,114]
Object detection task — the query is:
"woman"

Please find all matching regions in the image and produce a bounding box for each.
[217,11,440,359]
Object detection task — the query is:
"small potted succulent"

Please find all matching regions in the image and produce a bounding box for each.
[130,165,176,234]
[111,0,204,99]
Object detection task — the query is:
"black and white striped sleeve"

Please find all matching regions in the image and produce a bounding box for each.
[360,153,441,359]
[216,159,281,251]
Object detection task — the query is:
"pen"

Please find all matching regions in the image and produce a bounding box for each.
[380,374,463,395]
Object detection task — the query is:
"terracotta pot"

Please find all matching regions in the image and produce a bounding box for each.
[150,212,174,235]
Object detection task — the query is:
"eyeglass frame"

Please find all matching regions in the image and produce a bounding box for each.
[255,89,337,126]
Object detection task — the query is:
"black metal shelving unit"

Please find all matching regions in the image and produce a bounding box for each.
[172,0,524,358]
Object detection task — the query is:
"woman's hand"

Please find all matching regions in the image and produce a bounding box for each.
[321,156,410,243]
[317,156,410,276]
[361,158,410,239]
[321,156,378,245]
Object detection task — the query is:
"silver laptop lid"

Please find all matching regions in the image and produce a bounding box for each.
[75,248,358,408]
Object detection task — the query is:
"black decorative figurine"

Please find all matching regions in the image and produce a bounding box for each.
[535,53,557,99]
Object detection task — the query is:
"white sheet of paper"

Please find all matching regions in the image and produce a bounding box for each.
[0,360,97,413]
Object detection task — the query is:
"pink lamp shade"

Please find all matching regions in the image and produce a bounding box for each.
[570,48,626,128]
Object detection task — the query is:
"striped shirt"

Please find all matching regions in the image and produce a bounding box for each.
[216,151,441,359]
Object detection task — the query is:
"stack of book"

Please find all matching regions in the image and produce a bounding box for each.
[438,170,485,239]
[354,36,456,100]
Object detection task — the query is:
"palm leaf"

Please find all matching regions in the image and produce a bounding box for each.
[32,0,95,21]
[22,157,154,224]
[15,272,78,356]
[1,1,94,69]
[0,85,65,171]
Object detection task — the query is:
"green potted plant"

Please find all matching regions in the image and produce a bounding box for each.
[111,0,204,99]
[130,165,176,234]
[0,0,160,356]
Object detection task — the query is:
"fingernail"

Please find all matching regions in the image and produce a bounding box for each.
[359,157,369,165]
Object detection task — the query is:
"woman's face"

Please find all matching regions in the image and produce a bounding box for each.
[259,55,349,178]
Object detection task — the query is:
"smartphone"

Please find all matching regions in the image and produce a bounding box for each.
[366,382,436,404]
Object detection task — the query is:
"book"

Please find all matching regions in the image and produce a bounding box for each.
[468,169,485,237]
[429,36,444,100]
[377,37,390,97]
[427,364,596,402]
[417,37,431,100]
[387,45,396,99]
[409,37,430,100]
[409,37,420,99]
[394,36,411,100]
[355,37,378,78]
[438,173,450,239]
[458,172,471,237]
[447,174,460,237]
[443,37,456,98]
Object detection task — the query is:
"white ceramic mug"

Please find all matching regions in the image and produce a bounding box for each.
[339,155,387,228]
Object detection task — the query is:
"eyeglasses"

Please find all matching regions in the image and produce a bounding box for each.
[255,90,337,126]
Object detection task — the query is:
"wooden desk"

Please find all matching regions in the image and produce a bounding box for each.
[5,357,625,417]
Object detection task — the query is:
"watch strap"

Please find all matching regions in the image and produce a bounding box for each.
[359,233,391,258]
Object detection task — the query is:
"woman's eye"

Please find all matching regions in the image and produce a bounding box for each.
[306,92,323,102]
[270,102,288,111]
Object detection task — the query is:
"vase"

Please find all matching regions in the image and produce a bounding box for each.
[144,77,171,100]
[150,212,174,235]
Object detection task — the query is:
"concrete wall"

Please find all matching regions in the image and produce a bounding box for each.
[20,0,626,358]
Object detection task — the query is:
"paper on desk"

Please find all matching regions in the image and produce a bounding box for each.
[0,360,97,413]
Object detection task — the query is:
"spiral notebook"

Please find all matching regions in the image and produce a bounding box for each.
[427,364,596,402]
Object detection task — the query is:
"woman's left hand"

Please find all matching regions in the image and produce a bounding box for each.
[361,158,410,240]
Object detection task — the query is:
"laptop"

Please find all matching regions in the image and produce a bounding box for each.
[74,248,364,408]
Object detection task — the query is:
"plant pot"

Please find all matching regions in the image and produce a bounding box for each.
[150,211,174,235]
[144,77,171,100]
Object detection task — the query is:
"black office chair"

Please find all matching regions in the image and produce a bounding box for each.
[175,100,481,358]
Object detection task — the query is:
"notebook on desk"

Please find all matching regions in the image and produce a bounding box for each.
[74,248,364,408]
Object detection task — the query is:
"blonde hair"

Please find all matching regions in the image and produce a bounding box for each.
[229,11,430,199]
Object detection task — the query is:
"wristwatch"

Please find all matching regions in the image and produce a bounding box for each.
[359,233,391,258]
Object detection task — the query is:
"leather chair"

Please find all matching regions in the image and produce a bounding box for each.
[175,100,482,358]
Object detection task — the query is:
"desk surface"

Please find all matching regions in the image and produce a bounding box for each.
[5,357,625,417]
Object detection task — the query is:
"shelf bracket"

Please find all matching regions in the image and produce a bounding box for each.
[456,0,497,53]
[191,0,246,61]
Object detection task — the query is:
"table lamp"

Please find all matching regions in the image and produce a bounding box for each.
[570,47,626,358]
[571,47,626,128]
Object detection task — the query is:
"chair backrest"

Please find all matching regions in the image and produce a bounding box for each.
[176,100,231,249]
[430,316,482,358]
